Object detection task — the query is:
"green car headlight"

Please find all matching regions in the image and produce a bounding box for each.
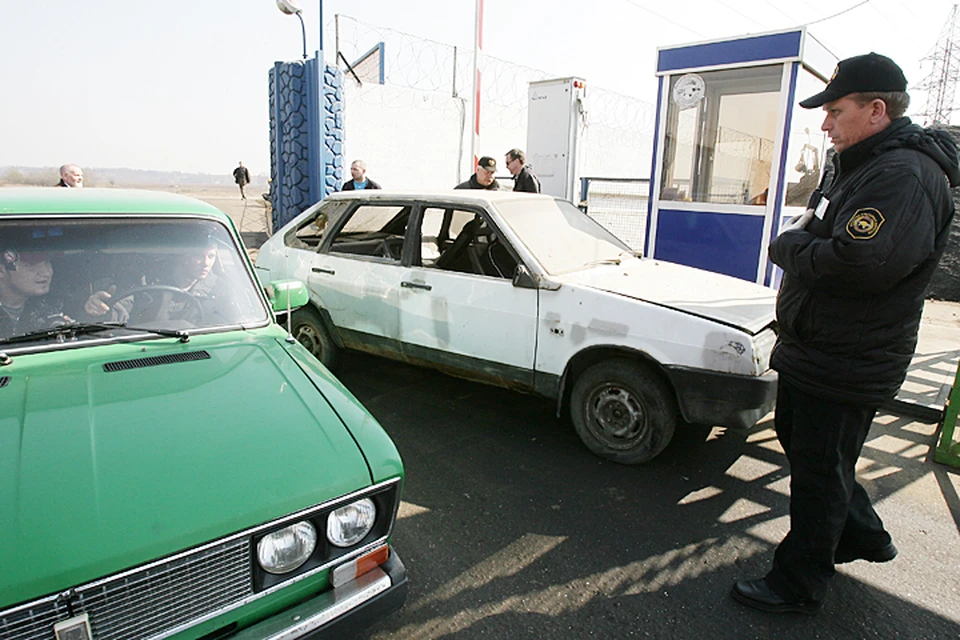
[257,521,318,574]
[327,498,376,547]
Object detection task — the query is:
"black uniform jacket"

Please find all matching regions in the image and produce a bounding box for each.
[769,118,959,405]
[454,174,501,190]
[512,165,540,193]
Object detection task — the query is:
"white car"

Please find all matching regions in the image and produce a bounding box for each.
[256,191,778,464]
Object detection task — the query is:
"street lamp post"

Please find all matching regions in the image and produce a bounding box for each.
[276,0,308,60]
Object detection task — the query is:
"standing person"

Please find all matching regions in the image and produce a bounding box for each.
[341,160,381,191]
[505,148,540,193]
[455,156,501,190]
[732,53,959,614]
[56,164,83,188]
[233,161,251,200]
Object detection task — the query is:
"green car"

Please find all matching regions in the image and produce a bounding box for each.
[0,189,406,640]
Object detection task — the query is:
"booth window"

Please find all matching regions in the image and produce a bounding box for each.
[782,67,830,212]
[660,65,782,205]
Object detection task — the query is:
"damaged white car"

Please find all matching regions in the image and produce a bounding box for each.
[256,191,778,464]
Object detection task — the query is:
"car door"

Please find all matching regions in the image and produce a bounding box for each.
[306,202,413,353]
[396,203,538,388]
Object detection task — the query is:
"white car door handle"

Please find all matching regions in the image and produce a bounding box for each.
[312,267,335,275]
[401,281,432,291]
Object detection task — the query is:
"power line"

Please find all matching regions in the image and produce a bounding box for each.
[621,0,705,38]
[806,0,872,26]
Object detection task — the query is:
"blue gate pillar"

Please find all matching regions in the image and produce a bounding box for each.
[268,54,344,231]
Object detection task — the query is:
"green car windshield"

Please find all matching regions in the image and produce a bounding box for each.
[0,217,269,345]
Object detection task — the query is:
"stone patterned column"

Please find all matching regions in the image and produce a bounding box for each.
[268,59,344,232]
[268,60,312,231]
[323,66,345,197]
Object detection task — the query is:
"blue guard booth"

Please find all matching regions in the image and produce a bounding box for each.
[647,28,837,285]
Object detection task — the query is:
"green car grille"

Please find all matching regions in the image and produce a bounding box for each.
[0,537,252,640]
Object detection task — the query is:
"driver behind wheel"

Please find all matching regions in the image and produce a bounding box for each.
[84,237,223,325]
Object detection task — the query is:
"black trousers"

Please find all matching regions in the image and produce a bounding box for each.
[765,377,892,602]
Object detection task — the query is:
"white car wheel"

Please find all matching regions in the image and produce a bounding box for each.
[570,359,677,464]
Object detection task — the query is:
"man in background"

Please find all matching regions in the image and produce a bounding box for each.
[455,156,501,190]
[341,159,381,191]
[233,161,251,200]
[505,148,540,193]
[56,164,83,188]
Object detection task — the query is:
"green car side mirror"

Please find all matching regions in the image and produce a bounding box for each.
[265,279,309,314]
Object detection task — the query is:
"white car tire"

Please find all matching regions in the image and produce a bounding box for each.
[291,306,340,371]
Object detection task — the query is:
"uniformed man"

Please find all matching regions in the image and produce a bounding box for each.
[732,53,960,614]
[454,156,501,190]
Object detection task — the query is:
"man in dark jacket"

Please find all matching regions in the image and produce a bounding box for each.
[505,148,540,193]
[455,156,501,190]
[0,245,71,339]
[56,164,83,188]
[732,53,960,615]
[233,162,251,200]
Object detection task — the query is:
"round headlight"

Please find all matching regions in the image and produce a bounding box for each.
[327,498,376,548]
[257,521,317,574]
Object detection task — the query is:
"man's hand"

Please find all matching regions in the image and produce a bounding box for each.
[781,208,815,234]
[84,285,116,316]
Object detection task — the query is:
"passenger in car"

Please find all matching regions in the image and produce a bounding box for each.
[0,242,72,338]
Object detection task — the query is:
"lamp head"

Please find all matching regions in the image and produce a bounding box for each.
[276,0,302,15]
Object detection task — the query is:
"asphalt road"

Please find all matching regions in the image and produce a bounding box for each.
[330,352,960,640]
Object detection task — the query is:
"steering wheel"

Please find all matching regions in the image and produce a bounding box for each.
[111,285,204,324]
[380,237,404,260]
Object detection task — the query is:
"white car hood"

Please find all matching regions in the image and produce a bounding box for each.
[555,258,777,334]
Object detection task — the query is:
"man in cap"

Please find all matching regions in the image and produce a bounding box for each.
[732,53,959,614]
[455,156,501,190]
[0,243,70,338]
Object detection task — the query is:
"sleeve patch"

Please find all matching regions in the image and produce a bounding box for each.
[846,208,885,240]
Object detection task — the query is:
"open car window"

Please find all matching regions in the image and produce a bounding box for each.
[284,200,350,251]
[0,217,269,346]
[327,204,411,262]
[418,207,518,279]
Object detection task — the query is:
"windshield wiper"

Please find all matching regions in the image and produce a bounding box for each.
[0,322,189,346]
[582,251,643,268]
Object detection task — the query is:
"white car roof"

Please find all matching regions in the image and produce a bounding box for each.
[324,190,561,206]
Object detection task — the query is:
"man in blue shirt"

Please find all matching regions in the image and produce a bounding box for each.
[341,160,382,191]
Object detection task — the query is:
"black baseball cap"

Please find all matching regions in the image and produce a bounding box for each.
[799,52,907,109]
[477,156,497,171]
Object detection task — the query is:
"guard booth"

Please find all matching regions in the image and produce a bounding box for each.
[647,28,836,285]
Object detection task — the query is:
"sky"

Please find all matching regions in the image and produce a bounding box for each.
[0,0,956,176]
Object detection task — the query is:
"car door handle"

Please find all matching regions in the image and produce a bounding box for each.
[312,267,335,275]
[401,281,432,291]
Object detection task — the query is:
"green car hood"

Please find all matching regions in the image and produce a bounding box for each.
[0,332,372,607]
